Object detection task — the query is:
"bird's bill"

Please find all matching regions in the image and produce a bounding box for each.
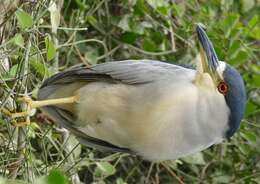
[196,25,221,83]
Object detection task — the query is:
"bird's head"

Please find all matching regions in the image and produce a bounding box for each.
[196,25,246,138]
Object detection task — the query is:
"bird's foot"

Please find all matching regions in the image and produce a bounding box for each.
[1,95,77,127]
[1,96,34,127]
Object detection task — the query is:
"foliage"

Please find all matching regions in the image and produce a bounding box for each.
[0,0,259,183]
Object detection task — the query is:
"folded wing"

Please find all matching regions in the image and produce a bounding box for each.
[38,60,190,153]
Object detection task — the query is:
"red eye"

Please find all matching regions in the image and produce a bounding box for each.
[217,81,228,95]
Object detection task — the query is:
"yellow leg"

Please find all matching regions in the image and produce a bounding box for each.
[0,107,30,126]
[1,108,30,118]
[1,108,13,116]
[15,116,31,127]
[12,96,77,118]
[29,96,77,109]
[1,96,77,126]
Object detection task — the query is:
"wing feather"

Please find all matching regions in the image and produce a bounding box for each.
[40,60,187,88]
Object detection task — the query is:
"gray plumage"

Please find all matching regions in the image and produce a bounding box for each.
[37,26,246,161]
[38,59,231,161]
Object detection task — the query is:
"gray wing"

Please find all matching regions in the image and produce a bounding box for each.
[38,60,192,154]
[40,59,189,88]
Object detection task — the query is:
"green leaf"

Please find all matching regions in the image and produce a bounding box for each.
[250,27,260,40]
[134,0,146,16]
[15,9,33,29]
[254,76,260,87]
[96,162,116,176]
[44,37,56,61]
[237,143,250,155]
[227,40,240,59]
[213,41,225,60]
[30,57,50,77]
[240,130,257,145]
[222,13,240,38]
[85,51,98,65]
[229,49,249,65]
[120,32,139,44]
[182,152,206,165]
[9,64,18,77]
[250,64,260,74]
[245,101,258,117]
[142,38,157,52]
[86,16,98,27]
[229,26,242,39]
[13,33,24,48]
[118,15,131,31]
[157,6,169,16]
[75,0,88,10]
[47,169,68,184]
[150,31,164,44]
[248,15,259,29]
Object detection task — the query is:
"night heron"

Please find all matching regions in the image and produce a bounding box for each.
[5,25,246,161]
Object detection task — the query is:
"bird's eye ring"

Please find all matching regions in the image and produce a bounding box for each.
[217,81,228,95]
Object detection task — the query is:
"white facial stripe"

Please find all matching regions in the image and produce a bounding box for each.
[217,61,227,80]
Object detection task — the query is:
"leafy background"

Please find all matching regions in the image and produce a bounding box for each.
[0,0,259,183]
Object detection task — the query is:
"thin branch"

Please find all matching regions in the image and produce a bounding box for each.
[9,35,33,181]
[38,25,88,31]
[161,163,185,184]
[126,44,176,56]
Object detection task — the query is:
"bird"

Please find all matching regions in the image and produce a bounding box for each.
[11,25,247,161]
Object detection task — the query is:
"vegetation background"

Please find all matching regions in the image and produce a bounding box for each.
[0,0,259,183]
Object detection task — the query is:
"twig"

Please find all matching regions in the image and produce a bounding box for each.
[161,162,185,184]
[55,141,80,169]
[125,159,143,182]
[57,39,108,53]
[50,0,64,73]
[110,37,176,56]
[200,161,214,181]
[9,35,33,181]
[52,34,59,73]
[86,0,106,17]
[126,44,176,56]
[74,45,89,66]
[169,21,176,52]
[145,162,155,184]
[60,129,81,184]
[97,45,121,60]
[38,25,88,31]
